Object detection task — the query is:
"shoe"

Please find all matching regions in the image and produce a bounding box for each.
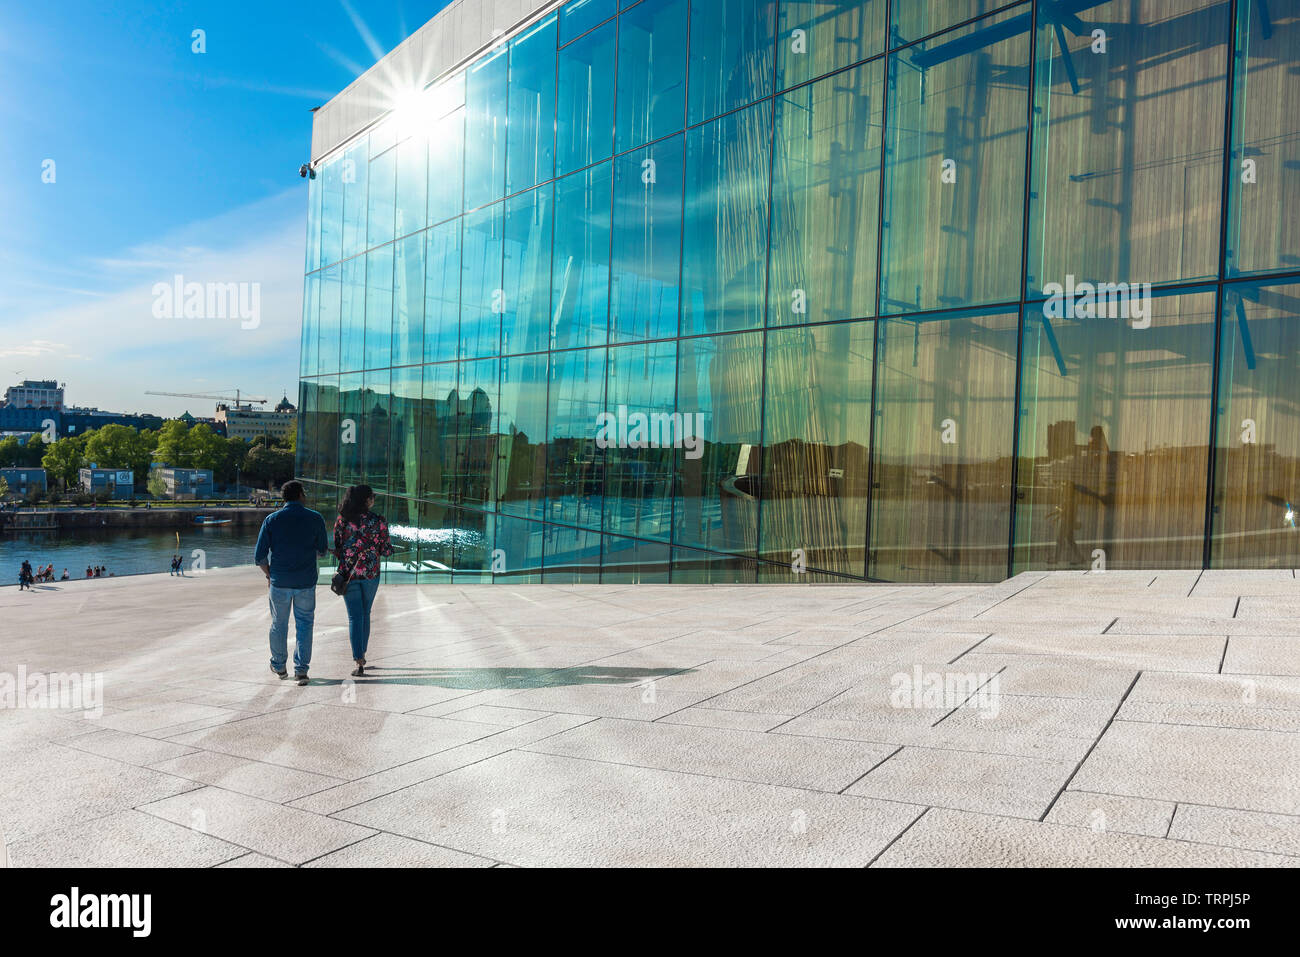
[294,673,309,686]
[351,663,365,677]
[270,665,288,680]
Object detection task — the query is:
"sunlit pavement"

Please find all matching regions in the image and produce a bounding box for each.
[2,567,1298,867]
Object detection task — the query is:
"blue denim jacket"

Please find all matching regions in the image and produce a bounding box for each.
[254,502,329,589]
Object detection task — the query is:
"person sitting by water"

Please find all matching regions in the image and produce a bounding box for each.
[85,566,93,579]
[60,568,69,581]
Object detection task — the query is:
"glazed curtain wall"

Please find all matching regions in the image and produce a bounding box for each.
[297,0,1300,583]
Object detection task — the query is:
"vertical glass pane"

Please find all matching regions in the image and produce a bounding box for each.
[870,310,1018,582]
[612,134,683,343]
[300,274,319,378]
[776,0,886,91]
[427,106,465,225]
[392,232,425,367]
[414,498,454,583]
[547,346,607,528]
[460,203,505,360]
[297,379,317,481]
[318,265,341,376]
[1226,1,1300,276]
[881,6,1030,314]
[1015,290,1216,571]
[1028,0,1228,296]
[456,358,500,508]
[339,372,364,486]
[557,19,616,176]
[320,156,343,267]
[552,162,613,350]
[671,546,758,583]
[420,360,458,503]
[499,352,550,520]
[769,59,883,326]
[395,133,427,237]
[316,375,340,487]
[494,513,546,582]
[502,185,554,356]
[674,331,763,554]
[363,369,391,491]
[1211,281,1300,567]
[424,219,461,364]
[544,524,603,582]
[366,144,393,249]
[388,365,422,498]
[561,0,617,45]
[453,509,496,583]
[615,0,688,153]
[507,15,557,195]
[601,534,671,583]
[682,102,773,336]
[892,0,1019,46]
[340,256,366,372]
[604,340,677,540]
[364,245,393,369]
[464,48,509,209]
[761,322,874,577]
[687,0,776,125]
[305,167,322,273]
[341,139,369,260]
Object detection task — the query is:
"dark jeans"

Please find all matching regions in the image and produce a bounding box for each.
[343,575,381,660]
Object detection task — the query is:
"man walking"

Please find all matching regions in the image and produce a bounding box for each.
[254,481,329,685]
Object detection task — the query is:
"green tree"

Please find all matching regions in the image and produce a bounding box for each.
[0,476,8,500]
[147,469,168,499]
[41,437,86,488]
[151,420,191,466]
[0,436,20,467]
[243,445,295,488]
[187,423,227,471]
[19,436,47,467]
[215,436,250,486]
[83,424,152,476]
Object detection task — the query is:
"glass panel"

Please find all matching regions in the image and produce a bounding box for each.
[507,15,558,195]
[604,339,677,540]
[392,232,425,368]
[414,497,454,583]
[300,273,319,379]
[453,508,495,583]
[339,255,366,373]
[869,310,1018,582]
[881,5,1030,314]
[674,331,763,554]
[320,155,343,267]
[1028,0,1228,296]
[769,59,883,326]
[547,346,607,528]
[420,360,458,503]
[378,493,420,583]
[424,219,461,364]
[362,369,391,490]
[494,512,546,582]
[1211,281,1300,568]
[561,0,617,45]
[388,365,422,498]
[341,139,369,261]
[682,102,773,336]
[427,106,465,225]
[316,375,340,487]
[318,264,341,376]
[544,524,603,582]
[761,321,874,577]
[600,534,671,582]
[615,0,688,153]
[367,147,396,249]
[687,0,776,125]
[455,358,500,509]
[1226,1,1300,276]
[499,352,550,520]
[395,133,427,237]
[364,245,393,369]
[552,162,613,350]
[296,379,317,481]
[557,18,616,176]
[305,166,322,273]
[775,0,886,91]
[611,134,683,344]
[460,203,505,360]
[891,0,1020,46]
[338,372,364,486]
[464,48,509,209]
[670,546,758,583]
[502,185,554,356]
[1015,290,1216,571]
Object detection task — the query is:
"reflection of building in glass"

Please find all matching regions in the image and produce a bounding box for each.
[297,0,1300,583]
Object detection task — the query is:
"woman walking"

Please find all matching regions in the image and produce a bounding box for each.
[333,485,393,677]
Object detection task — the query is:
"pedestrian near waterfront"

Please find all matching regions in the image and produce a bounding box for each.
[18,560,33,591]
[254,480,329,685]
[60,569,68,581]
[333,485,394,677]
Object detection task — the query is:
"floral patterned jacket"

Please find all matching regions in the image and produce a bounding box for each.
[333,512,394,581]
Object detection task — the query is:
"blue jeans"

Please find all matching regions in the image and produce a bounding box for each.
[343,576,380,660]
[268,585,317,675]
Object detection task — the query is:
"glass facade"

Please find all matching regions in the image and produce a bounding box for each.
[298,0,1300,583]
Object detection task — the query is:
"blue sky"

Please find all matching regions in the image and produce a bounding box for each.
[0,0,451,418]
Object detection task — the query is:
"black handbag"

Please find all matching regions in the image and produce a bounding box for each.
[330,559,355,596]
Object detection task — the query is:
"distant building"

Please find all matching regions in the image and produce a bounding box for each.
[79,467,134,500]
[0,467,47,498]
[177,410,226,435]
[156,467,214,500]
[216,397,295,442]
[4,380,63,411]
[62,408,164,437]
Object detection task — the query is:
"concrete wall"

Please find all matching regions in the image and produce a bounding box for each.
[310,0,560,164]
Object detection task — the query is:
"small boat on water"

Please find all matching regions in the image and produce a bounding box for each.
[193,515,233,526]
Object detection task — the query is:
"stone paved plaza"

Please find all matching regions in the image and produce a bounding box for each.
[2,567,1298,867]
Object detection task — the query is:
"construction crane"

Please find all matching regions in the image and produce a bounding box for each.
[145,389,268,411]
